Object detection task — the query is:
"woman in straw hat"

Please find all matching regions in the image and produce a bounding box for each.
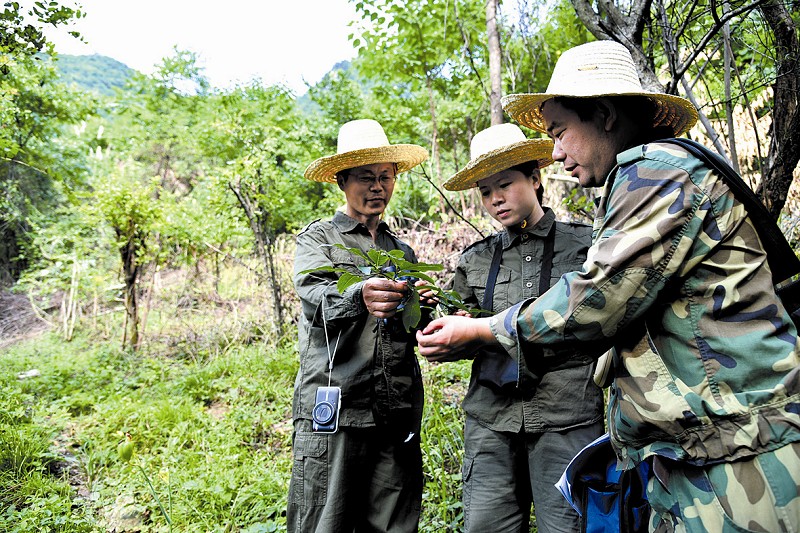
[288,119,432,532]
[441,123,604,533]
[418,40,800,532]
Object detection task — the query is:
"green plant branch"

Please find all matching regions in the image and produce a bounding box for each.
[414,168,485,238]
[136,464,173,532]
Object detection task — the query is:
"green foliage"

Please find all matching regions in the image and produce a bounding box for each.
[0,311,298,531]
[301,243,479,331]
[0,1,84,59]
[419,359,470,531]
[0,47,96,282]
[0,280,474,531]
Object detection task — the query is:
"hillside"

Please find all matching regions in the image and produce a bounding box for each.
[55,54,135,95]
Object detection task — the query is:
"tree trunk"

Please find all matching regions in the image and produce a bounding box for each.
[119,233,140,350]
[722,1,740,174]
[486,0,504,126]
[425,74,442,181]
[759,0,800,219]
[229,179,285,334]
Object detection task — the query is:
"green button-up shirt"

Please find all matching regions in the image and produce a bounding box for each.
[453,208,604,433]
[293,211,423,436]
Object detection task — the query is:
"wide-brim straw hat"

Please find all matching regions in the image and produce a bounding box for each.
[304,119,428,183]
[443,123,554,191]
[501,40,699,137]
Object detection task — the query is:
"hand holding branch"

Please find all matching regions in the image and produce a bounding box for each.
[416,315,498,362]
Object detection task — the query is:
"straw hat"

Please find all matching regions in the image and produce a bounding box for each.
[304,119,428,183]
[443,123,554,191]
[501,40,698,137]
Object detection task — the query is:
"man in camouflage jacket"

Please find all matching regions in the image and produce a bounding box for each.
[418,41,800,532]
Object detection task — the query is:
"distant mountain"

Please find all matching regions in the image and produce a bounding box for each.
[295,60,353,113]
[55,54,135,96]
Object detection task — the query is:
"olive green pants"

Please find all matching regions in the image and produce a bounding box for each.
[462,415,604,533]
[287,420,422,533]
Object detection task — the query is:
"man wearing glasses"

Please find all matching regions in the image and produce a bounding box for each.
[287,119,431,532]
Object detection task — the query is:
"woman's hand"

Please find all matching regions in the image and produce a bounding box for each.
[415,279,439,307]
[416,315,498,362]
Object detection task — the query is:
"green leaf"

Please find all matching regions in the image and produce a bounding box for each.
[367,248,389,266]
[401,290,421,332]
[411,272,437,284]
[298,265,337,275]
[337,272,362,293]
[407,262,444,272]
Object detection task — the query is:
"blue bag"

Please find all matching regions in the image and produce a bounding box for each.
[557,433,650,533]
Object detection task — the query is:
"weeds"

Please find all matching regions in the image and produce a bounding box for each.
[0,263,474,531]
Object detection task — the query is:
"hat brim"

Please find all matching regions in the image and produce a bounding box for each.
[443,139,554,191]
[502,92,699,137]
[304,145,429,183]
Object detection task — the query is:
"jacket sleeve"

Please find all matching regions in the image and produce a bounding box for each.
[491,154,710,364]
[293,225,367,327]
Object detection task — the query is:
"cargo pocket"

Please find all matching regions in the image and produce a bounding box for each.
[461,454,476,515]
[290,433,329,505]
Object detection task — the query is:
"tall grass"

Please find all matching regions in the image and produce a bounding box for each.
[0,278,472,531]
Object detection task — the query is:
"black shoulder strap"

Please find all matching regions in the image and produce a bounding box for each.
[481,239,504,315]
[482,224,557,315]
[539,223,556,295]
[661,138,800,284]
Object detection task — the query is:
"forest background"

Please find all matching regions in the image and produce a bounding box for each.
[1,0,799,531]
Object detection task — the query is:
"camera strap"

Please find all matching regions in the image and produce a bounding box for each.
[320,298,342,387]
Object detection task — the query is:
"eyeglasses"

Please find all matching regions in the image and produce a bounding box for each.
[349,173,397,186]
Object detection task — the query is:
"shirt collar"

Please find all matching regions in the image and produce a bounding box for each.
[332,210,391,235]
[502,207,555,249]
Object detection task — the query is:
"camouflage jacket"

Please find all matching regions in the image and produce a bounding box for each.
[453,208,603,433]
[293,211,423,437]
[490,142,800,466]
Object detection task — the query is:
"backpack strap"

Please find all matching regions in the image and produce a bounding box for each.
[661,137,800,284]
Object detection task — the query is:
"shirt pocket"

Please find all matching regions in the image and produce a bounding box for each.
[466,265,512,313]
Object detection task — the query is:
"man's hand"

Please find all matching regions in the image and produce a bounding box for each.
[362,277,408,318]
[416,315,498,362]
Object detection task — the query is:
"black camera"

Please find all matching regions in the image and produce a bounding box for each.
[312,386,341,433]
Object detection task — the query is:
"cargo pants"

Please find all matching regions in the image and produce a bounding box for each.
[286,420,423,533]
[462,415,604,533]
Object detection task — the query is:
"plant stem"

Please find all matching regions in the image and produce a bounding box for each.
[137,464,173,532]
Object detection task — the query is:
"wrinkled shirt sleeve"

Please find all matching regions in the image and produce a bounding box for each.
[491,152,704,363]
[294,226,366,327]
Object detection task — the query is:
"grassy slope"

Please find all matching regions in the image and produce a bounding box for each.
[0,300,471,532]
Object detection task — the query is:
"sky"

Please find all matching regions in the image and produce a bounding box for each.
[43,0,360,95]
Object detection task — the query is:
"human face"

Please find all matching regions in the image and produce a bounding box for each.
[338,162,397,223]
[477,169,543,230]
[541,99,620,188]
